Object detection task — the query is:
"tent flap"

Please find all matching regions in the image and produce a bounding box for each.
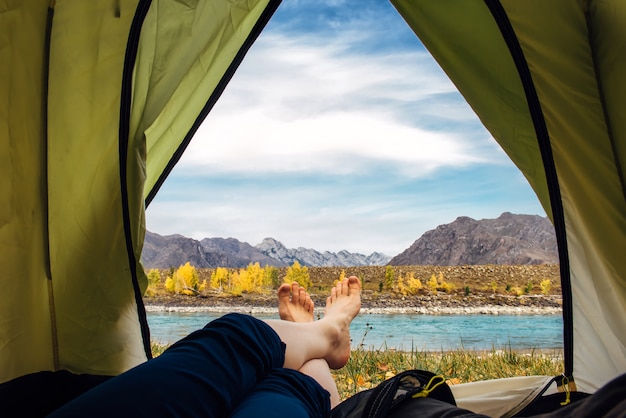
[391,0,626,392]
[0,0,281,384]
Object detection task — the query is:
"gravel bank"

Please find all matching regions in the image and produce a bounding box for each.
[144,294,562,316]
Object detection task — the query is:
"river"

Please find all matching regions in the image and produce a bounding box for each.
[147,312,563,351]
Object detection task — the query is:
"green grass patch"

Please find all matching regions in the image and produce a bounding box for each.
[333,346,563,399]
[151,341,563,401]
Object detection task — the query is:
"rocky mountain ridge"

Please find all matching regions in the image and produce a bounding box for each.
[255,238,390,267]
[141,232,390,269]
[141,212,558,269]
[389,212,557,266]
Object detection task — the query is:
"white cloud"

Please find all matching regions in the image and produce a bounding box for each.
[225,32,457,112]
[183,108,488,176]
[178,31,498,178]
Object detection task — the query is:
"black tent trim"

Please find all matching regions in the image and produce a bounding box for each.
[44,2,58,370]
[119,0,154,360]
[144,0,284,208]
[483,0,574,377]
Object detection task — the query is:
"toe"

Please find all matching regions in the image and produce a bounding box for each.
[348,276,361,293]
[278,283,291,300]
[298,288,307,306]
[339,279,349,296]
[291,282,300,303]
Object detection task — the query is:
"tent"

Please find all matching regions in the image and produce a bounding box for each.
[1,0,624,416]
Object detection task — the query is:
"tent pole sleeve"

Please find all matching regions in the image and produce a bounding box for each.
[44,0,60,372]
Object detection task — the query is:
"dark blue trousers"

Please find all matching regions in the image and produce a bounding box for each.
[48,313,331,417]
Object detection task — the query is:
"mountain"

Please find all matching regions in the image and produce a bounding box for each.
[255,238,391,267]
[141,232,391,269]
[142,232,284,269]
[389,212,558,266]
[200,237,287,268]
[142,212,557,269]
[142,233,213,268]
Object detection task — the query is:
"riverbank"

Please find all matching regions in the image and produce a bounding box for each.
[144,264,562,315]
[144,293,562,315]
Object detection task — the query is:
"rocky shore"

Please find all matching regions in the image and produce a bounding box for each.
[144,292,562,316]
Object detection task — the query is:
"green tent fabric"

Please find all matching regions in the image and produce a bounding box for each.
[391,0,626,395]
[1,0,625,414]
[0,0,279,385]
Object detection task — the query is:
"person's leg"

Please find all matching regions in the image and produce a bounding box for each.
[48,313,286,418]
[267,276,361,371]
[49,277,360,418]
[231,279,361,417]
[278,281,341,408]
[300,359,341,409]
[231,368,331,418]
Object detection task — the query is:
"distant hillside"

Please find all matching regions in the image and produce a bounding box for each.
[389,212,558,266]
[141,232,391,269]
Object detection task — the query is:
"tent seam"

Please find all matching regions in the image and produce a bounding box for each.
[583,7,626,207]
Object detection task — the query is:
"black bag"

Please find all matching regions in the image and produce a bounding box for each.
[331,369,456,418]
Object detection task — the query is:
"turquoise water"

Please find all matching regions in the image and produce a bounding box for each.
[147,312,563,351]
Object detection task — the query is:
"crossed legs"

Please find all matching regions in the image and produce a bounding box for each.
[277,281,345,408]
[265,276,361,371]
[231,277,361,417]
[49,277,361,418]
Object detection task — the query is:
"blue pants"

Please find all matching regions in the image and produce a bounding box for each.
[48,313,331,417]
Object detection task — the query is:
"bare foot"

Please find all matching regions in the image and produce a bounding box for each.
[322,276,361,369]
[278,282,314,322]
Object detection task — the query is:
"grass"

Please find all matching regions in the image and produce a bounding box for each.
[151,341,563,402]
[332,346,563,400]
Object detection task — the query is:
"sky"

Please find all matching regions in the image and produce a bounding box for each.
[145,0,546,257]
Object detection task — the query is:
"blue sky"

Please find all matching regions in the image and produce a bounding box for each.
[145,0,546,256]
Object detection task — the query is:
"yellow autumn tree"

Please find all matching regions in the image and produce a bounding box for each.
[263,265,279,288]
[405,272,423,295]
[395,274,407,296]
[284,261,312,289]
[164,275,175,293]
[231,263,266,295]
[427,274,438,292]
[210,267,230,291]
[171,262,200,295]
[229,271,243,295]
[145,269,161,297]
[384,266,395,290]
[245,262,265,292]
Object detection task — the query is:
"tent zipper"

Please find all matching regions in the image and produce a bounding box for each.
[483,0,574,379]
[44,0,60,372]
[119,0,154,361]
